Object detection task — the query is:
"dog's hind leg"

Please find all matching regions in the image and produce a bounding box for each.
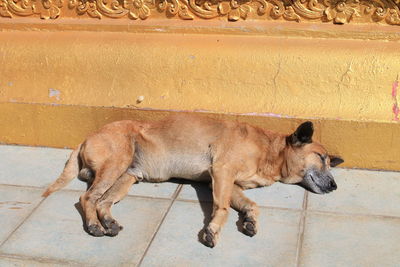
[96,172,137,236]
[230,184,259,237]
[79,158,131,237]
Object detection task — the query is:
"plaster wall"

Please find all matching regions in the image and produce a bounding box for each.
[0,21,399,170]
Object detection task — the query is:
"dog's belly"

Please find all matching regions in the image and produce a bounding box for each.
[127,152,211,183]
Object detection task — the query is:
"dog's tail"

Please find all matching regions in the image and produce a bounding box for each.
[42,144,82,197]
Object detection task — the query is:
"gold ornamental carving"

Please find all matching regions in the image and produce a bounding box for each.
[1,0,400,25]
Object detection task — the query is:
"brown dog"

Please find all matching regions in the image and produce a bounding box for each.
[43,114,343,247]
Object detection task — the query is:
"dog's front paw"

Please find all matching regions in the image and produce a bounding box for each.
[102,218,123,237]
[242,217,257,237]
[202,227,218,248]
[87,224,105,237]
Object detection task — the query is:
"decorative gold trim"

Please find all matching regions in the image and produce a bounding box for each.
[1,0,400,25]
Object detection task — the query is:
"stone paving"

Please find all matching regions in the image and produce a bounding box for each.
[0,145,399,266]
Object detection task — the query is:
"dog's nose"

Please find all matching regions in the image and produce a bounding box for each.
[330,180,337,190]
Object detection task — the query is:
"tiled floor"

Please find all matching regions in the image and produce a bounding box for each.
[0,145,399,266]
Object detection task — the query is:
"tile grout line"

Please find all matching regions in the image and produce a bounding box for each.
[0,197,47,249]
[305,209,400,220]
[0,183,179,201]
[295,191,308,267]
[0,252,84,266]
[0,183,45,190]
[135,184,183,267]
[0,183,302,213]
[3,183,400,219]
[175,197,304,211]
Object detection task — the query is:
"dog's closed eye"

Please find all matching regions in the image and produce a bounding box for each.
[316,153,327,163]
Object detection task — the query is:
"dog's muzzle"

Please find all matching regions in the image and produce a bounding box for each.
[299,169,337,194]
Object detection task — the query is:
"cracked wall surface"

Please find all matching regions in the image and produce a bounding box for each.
[0,18,399,170]
[1,29,399,122]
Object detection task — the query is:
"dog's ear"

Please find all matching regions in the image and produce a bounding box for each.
[287,121,314,146]
[329,156,344,167]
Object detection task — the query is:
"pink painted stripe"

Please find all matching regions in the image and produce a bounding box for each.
[392,80,399,121]
[392,80,399,98]
[393,103,399,121]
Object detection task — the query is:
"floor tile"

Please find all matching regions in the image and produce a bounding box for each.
[0,145,71,188]
[307,168,400,217]
[244,183,305,210]
[176,182,213,202]
[178,182,305,210]
[300,212,400,267]
[127,181,179,199]
[0,191,170,266]
[63,178,87,192]
[0,185,43,244]
[141,201,301,267]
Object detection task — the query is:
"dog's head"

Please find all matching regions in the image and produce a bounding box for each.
[280,121,344,194]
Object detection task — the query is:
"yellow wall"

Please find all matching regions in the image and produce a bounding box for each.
[1,20,399,171]
[1,102,399,170]
[1,28,400,122]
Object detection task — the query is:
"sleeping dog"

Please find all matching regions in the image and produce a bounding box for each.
[43,114,343,247]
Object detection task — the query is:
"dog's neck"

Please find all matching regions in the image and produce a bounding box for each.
[257,130,288,182]
[277,139,303,184]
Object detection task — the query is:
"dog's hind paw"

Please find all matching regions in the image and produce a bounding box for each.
[102,219,123,237]
[87,224,105,237]
[242,218,257,237]
[202,227,217,248]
